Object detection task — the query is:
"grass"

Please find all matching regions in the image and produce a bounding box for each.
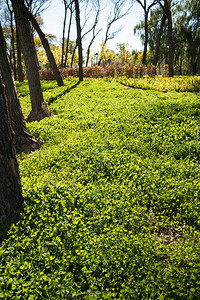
[118,75,200,92]
[0,78,200,299]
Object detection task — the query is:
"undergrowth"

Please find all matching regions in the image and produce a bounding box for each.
[0,78,200,299]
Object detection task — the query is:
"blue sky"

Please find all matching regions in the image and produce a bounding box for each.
[41,0,143,54]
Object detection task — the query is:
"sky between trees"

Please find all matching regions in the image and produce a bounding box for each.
[41,0,143,53]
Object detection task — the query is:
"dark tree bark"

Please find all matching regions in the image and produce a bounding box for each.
[6,0,17,80]
[157,0,174,76]
[24,5,64,87]
[61,0,68,68]
[136,0,158,65]
[10,10,17,80]
[74,0,83,81]
[71,40,78,68]
[143,12,148,64]
[153,13,167,65]
[0,80,23,243]
[0,21,39,154]
[166,0,173,77]
[191,59,197,76]
[11,0,52,121]
[64,5,73,68]
[16,25,24,82]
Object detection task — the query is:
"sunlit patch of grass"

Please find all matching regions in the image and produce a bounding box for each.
[118,75,200,92]
[1,78,200,299]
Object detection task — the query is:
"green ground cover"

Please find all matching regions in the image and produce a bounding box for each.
[0,78,200,299]
[118,76,200,92]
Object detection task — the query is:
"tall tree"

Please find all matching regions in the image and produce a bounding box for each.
[0,78,23,243]
[61,0,72,68]
[98,0,129,65]
[135,0,158,64]
[175,0,200,75]
[152,8,167,65]
[64,2,74,68]
[5,0,17,80]
[0,21,39,153]
[23,4,64,86]
[71,8,100,68]
[142,6,168,65]
[165,0,173,76]
[74,0,83,81]
[11,0,52,121]
[16,25,24,82]
[1,0,24,81]
[157,0,174,76]
[85,0,102,67]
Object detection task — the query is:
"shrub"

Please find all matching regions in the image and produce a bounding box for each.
[133,64,145,78]
[146,64,156,77]
[39,69,55,80]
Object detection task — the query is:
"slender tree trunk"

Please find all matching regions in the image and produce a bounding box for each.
[64,7,73,68]
[0,21,39,154]
[166,1,173,77]
[24,6,64,87]
[86,31,102,67]
[179,56,182,75]
[191,60,197,76]
[71,42,77,68]
[86,40,93,67]
[74,0,83,81]
[11,0,52,121]
[0,80,23,243]
[16,25,24,82]
[153,13,167,66]
[61,2,67,68]
[98,32,109,66]
[86,15,101,67]
[142,13,148,64]
[10,11,17,80]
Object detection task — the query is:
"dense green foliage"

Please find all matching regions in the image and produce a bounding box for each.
[0,78,200,299]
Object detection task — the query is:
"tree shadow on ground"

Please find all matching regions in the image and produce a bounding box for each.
[0,213,21,246]
[48,81,80,105]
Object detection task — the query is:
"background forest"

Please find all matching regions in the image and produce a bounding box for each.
[0,0,200,78]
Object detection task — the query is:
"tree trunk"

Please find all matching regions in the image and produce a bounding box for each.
[24,5,64,87]
[10,11,17,80]
[191,60,197,76]
[142,13,148,65]
[0,81,23,243]
[86,39,93,67]
[61,2,67,68]
[166,0,173,77]
[153,13,167,66]
[74,0,83,81]
[0,21,39,154]
[85,15,101,67]
[71,41,77,68]
[16,25,24,82]
[64,7,73,68]
[11,0,52,121]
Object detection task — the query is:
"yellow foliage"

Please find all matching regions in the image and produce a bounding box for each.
[137,52,143,63]
[36,45,77,69]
